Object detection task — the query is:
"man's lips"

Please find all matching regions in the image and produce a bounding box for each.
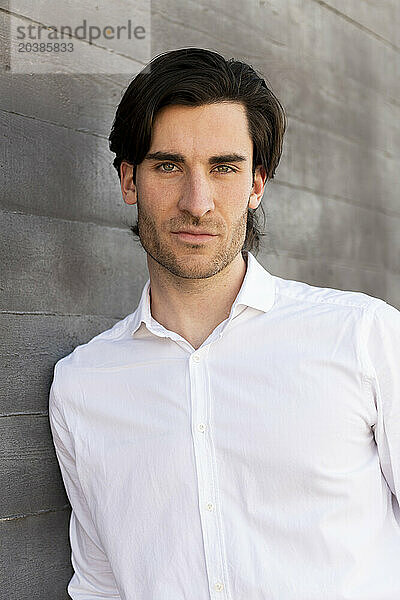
[172,230,217,235]
[171,231,218,243]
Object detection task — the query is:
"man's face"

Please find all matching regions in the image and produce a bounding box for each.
[121,101,266,279]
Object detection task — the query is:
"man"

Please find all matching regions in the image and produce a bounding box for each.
[49,47,400,599]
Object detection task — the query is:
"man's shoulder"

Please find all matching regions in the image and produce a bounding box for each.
[272,272,385,315]
[54,311,137,375]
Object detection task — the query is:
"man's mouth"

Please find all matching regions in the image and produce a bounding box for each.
[171,231,218,243]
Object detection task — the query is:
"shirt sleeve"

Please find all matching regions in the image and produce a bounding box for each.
[364,298,400,506]
[48,368,122,599]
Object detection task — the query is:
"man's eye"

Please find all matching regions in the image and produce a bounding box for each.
[156,163,177,173]
[214,165,236,173]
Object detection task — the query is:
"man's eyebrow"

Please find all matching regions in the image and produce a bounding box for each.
[208,153,247,165]
[144,151,248,165]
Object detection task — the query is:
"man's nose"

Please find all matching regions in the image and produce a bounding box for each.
[177,171,215,218]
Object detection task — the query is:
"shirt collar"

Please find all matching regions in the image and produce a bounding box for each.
[130,250,276,338]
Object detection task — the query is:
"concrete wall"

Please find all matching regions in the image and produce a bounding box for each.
[1,0,399,597]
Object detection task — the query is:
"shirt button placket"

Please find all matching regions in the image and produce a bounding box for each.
[189,348,229,599]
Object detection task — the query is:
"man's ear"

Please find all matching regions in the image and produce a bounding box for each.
[120,161,137,206]
[249,165,267,209]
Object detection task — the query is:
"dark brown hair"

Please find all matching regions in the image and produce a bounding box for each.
[109,47,287,255]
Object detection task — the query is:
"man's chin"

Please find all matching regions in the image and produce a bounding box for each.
[161,253,224,280]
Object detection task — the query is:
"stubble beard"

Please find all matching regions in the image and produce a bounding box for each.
[135,194,249,280]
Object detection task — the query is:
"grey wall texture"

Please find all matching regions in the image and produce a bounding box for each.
[1,0,399,597]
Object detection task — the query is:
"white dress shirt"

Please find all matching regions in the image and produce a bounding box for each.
[49,249,400,600]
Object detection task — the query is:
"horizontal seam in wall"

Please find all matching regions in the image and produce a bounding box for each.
[287,112,397,162]
[0,504,70,523]
[309,0,400,53]
[0,106,109,138]
[0,412,48,418]
[0,310,124,319]
[268,248,398,276]
[0,207,131,232]
[272,179,400,220]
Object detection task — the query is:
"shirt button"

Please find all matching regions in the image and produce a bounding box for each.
[214,581,224,592]
[206,502,214,511]
[192,354,200,362]
[197,423,206,433]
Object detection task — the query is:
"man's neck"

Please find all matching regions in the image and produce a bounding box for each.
[147,251,248,350]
